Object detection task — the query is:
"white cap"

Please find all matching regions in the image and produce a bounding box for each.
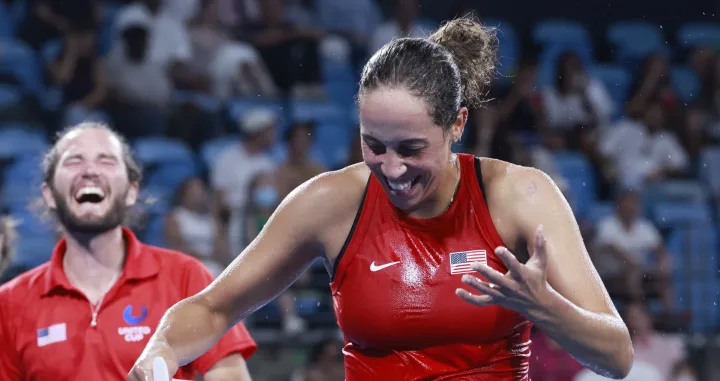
[114,4,153,31]
[240,108,277,134]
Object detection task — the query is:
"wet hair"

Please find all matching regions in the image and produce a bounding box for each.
[358,16,498,130]
[42,122,143,187]
[0,215,18,275]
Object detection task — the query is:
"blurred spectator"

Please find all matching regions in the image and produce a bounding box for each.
[626,53,678,120]
[493,56,546,133]
[296,339,345,381]
[600,100,689,188]
[695,54,720,141]
[160,0,200,23]
[678,106,711,166]
[369,0,425,54]
[215,0,264,35]
[48,24,108,127]
[671,360,699,381]
[211,108,277,253]
[623,302,686,380]
[188,0,278,101]
[18,0,98,50]
[114,0,210,92]
[542,51,614,132]
[0,216,18,279]
[245,0,325,99]
[105,7,171,137]
[164,177,231,276]
[243,171,279,245]
[316,0,382,68]
[592,189,674,309]
[528,330,584,381]
[573,360,662,381]
[276,121,326,198]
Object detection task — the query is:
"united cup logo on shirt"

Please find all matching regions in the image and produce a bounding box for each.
[118,305,152,342]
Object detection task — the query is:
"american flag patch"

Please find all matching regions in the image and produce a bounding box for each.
[449,250,487,275]
[37,323,66,347]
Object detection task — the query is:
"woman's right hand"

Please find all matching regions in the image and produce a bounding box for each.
[128,339,180,381]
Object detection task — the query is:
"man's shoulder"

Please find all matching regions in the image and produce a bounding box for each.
[140,244,212,278]
[0,263,51,303]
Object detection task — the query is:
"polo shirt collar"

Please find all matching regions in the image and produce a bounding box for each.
[43,227,159,295]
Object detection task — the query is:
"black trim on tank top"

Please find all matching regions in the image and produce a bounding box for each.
[331,177,370,281]
[474,157,489,206]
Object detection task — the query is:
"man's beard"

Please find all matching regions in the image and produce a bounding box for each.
[50,187,128,234]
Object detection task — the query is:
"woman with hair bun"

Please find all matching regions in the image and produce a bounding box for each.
[131,17,633,381]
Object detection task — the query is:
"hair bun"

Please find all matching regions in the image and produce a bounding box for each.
[428,16,498,108]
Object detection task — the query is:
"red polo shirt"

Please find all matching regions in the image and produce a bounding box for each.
[0,228,257,381]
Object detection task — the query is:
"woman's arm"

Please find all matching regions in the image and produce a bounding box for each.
[129,169,362,380]
[485,162,633,378]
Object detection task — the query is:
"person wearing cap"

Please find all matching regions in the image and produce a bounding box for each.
[211,107,279,254]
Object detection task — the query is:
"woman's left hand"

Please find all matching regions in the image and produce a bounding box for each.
[456,226,553,316]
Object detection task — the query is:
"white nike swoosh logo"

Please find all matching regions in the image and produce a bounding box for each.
[370,261,400,272]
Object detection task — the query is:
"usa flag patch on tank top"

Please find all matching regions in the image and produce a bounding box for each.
[449,250,487,275]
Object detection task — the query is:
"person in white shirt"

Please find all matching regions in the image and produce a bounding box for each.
[211,108,278,254]
[369,0,426,54]
[542,50,614,132]
[622,302,686,381]
[164,177,232,277]
[593,189,674,309]
[113,0,210,92]
[600,101,689,188]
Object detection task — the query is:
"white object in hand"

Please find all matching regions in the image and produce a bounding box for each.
[152,357,170,381]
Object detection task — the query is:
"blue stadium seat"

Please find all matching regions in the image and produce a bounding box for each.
[607,21,669,64]
[142,214,166,248]
[9,211,56,269]
[0,125,48,160]
[290,99,347,125]
[200,135,242,168]
[2,155,43,185]
[0,4,12,38]
[133,137,196,166]
[0,39,42,94]
[652,202,711,229]
[587,64,631,119]
[99,2,123,55]
[484,19,519,79]
[310,123,353,169]
[643,180,709,207]
[0,83,21,108]
[671,66,700,102]
[699,147,720,196]
[533,20,593,53]
[171,90,220,112]
[677,23,720,48]
[40,39,63,63]
[552,151,596,217]
[588,202,614,222]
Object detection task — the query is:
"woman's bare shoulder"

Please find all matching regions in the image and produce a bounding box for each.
[278,163,371,231]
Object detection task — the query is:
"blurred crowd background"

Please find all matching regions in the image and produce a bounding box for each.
[0,0,719,380]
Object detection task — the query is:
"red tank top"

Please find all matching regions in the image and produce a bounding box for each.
[330,154,532,380]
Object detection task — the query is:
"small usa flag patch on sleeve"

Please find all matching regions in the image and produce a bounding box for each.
[449,250,487,275]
